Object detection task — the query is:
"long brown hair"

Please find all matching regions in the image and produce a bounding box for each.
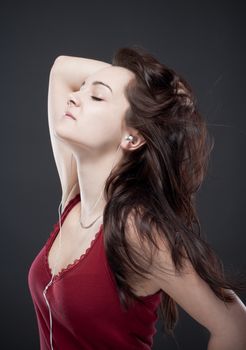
[102,45,245,337]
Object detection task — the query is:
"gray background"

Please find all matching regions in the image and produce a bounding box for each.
[2,0,245,349]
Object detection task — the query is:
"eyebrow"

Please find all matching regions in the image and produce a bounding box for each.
[81,80,113,94]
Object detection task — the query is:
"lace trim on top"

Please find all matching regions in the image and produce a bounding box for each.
[43,193,162,302]
[44,193,103,282]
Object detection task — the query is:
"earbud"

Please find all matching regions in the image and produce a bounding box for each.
[125,135,134,142]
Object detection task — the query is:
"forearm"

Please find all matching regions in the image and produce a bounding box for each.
[51,55,111,90]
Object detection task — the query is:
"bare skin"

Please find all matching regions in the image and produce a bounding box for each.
[47,56,246,349]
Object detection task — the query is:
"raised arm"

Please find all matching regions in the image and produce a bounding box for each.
[47,55,111,209]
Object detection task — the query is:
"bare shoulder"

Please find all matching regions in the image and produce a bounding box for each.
[124,209,178,271]
[124,209,193,288]
[124,210,162,295]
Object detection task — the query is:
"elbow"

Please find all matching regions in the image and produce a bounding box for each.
[208,331,246,350]
[208,313,246,350]
[50,55,68,74]
[53,55,67,64]
[208,294,246,349]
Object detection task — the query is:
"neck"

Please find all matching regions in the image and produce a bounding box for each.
[72,145,123,222]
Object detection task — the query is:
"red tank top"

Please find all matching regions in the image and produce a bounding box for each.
[28,193,162,349]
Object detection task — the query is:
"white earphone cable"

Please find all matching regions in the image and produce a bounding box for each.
[42,201,63,350]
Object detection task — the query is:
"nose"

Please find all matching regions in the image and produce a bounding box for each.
[67,91,80,107]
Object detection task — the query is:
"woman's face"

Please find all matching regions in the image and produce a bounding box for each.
[55,65,136,156]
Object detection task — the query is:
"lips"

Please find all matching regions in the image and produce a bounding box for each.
[65,111,76,120]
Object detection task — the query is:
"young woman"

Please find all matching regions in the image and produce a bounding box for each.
[28,46,246,350]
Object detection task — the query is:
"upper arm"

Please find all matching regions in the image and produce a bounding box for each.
[125,213,246,337]
[151,236,246,337]
[47,61,78,208]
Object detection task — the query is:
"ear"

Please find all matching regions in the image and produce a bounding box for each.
[121,127,146,151]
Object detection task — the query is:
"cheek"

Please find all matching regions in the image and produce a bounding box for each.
[80,117,122,144]
[81,105,123,137]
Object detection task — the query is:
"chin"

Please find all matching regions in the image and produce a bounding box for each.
[54,119,76,141]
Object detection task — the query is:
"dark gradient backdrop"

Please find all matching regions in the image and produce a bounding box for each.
[2,1,246,349]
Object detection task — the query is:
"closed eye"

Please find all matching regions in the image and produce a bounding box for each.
[91,96,103,101]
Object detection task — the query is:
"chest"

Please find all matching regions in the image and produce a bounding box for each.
[47,218,102,278]
[47,218,160,298]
